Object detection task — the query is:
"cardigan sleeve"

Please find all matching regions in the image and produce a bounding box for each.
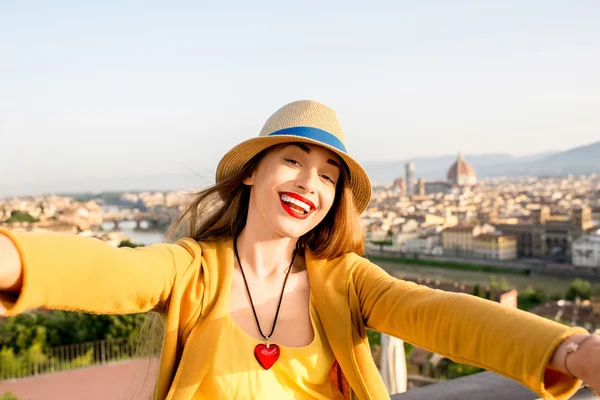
[352,258,588,400]
[0,228,199,316]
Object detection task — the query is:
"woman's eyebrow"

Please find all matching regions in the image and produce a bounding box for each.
[282,143,311,153]
[327,159,341,170]
[282,143,341,170]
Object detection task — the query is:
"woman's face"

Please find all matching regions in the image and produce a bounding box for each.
[243,143,342,239]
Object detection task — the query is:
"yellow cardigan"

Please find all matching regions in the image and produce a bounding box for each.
[0,229,586,400]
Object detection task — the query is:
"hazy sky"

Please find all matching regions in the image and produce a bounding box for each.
[1,1,599,193]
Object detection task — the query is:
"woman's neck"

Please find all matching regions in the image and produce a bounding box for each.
[235,228,299,279]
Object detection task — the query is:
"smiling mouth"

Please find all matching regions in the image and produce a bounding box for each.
[279,193,315,219]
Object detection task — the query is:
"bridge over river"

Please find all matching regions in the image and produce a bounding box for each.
[101,209,176,230]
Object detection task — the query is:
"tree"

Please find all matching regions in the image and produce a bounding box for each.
[4,211,38,224]
[565,279,592,301]
[446,362,485,379]
[473,284,483,297]
[0,310,149,355]
[0,393,21,400]
[484,288,492,300]
[118,240,144,248]
[366,329,381,346]
[517,286,547,311]
[489,275,510,291]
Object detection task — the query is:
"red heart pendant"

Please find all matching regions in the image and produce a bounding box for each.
[254,343,280,370]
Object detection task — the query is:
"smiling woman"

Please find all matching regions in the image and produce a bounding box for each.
[0,100,599,400]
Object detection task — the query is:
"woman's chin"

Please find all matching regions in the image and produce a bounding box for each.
[273,220,315,239]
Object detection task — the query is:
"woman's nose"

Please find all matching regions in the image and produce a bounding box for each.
[295,169,319,193]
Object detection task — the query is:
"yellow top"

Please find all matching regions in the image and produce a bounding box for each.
[0,229,588,400]
[194,296,334,399]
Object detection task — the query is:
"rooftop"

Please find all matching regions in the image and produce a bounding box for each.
[443,224,478,232]
[574,235,600,245]
[475,232,516,240]
[530,299,600,330]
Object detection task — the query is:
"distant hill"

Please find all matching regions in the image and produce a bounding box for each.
[0,172,215,198]
[534,141,600,172]
[363,142,599,183]
[2,142,598,198]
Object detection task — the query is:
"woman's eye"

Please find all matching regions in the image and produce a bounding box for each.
[285,158,300,166]
[322,175,335,184]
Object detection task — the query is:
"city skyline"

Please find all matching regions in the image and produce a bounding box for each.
[1,1,599,195]
[1,139,599,197]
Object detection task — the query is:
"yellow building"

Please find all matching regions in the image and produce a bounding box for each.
[473,233,517,261]
[441,225,480,253]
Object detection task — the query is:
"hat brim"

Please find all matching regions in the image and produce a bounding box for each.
[216,135,372,214]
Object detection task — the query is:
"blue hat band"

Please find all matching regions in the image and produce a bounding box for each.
[268,127,347,154]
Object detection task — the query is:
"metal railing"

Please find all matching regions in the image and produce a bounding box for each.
[0,337,136,380]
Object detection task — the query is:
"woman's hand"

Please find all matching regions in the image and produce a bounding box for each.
[574,335,600,396]
[551,334,600,396]
[0,233,23,295]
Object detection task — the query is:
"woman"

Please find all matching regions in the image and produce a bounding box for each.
[0,100,598,400]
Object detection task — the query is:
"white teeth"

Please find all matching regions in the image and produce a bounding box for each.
[280,194,312,213]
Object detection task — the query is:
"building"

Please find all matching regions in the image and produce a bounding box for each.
[405,152,476,196]
[441,224,495,256]
[393,177,407,196]
[473,232,517,261]
[447,152,477,188]
[58,201,103,231]
[592,207,600,224]
[478,208,499,224]
[391,220,420,250]
[417,178,425,197]
[403,234,440,255]
[405,162,415,196]
[423,181,451,195]
[496,206,594,258]
[442,225,479,254]
[409,213,448,227]
[572,235,600,267]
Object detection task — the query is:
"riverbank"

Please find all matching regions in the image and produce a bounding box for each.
[366,254,530,276]
[369,256,578,296]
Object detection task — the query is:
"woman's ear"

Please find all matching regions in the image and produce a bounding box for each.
[242,172,254,186]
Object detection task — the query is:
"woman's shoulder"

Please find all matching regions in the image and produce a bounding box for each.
[307,250,368,282]
[329,250,367,267]
[170,236,232,253]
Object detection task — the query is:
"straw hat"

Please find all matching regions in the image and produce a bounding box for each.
[216,100,372,213]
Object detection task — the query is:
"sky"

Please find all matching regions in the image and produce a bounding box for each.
[1,1,599,195]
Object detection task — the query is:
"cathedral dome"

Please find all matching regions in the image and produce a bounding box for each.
[447,152,477,186]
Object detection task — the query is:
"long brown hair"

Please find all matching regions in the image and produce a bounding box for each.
[165,143,365,258]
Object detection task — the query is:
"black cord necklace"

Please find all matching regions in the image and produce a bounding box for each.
[233,236,297,370]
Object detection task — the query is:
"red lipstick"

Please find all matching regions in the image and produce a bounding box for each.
[279,192,316,220]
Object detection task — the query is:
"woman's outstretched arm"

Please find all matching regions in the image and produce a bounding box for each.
[351,258,593,400]
[0,228,200,317]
